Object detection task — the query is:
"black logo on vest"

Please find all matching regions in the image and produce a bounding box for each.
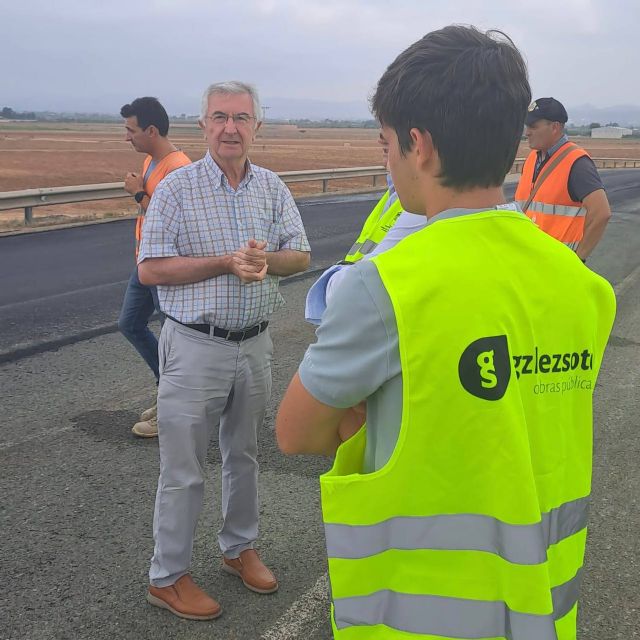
[459,335,511,401]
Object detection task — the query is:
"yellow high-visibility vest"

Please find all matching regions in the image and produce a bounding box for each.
[321,209,615,640]
[342,189,403,264]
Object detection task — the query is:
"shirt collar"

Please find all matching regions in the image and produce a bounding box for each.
[204,151,254,190]
[426,204,525,227]
[386,173,394,192]
[386,174,398,203]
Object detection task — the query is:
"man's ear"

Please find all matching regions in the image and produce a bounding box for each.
[253,120,262,140]
[146,125,158,138]
[198,119,205,131]
[410,128,435,170]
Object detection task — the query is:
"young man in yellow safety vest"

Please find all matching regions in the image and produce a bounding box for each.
[277,25,615,640]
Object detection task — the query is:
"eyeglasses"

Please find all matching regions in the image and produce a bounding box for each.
[206,112,256,126]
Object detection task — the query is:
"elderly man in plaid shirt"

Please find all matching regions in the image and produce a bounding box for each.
[138,81,310,621]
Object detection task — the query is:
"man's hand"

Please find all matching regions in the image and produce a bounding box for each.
[124,172,144,195]
[230,239,268,283]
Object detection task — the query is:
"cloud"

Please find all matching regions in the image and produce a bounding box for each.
[2,0,639,113]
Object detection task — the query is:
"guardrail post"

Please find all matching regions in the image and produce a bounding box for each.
[25,207,33,225]
[322,179,328,193]
[372,174,378,187]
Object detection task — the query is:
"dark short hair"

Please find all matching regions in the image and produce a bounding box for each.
[120,97,170,136]
[372,25,531,189]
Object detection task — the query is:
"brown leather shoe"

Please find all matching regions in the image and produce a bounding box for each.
[147,574,222,620]
[222,549,278,594]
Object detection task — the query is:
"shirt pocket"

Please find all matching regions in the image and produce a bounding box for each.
[251,219,281,252]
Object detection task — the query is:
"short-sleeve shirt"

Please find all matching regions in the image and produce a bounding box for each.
[138,151,310,328]
[568,156,604,202]
[534,135,604,202]
[299,205,527,473]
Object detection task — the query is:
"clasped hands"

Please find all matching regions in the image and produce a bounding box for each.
[230,239,268,283]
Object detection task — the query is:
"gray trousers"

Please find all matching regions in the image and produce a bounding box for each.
[149,318,273,587]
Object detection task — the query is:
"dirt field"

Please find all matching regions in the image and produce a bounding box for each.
[0,122,389,230]
[1,121,639,231]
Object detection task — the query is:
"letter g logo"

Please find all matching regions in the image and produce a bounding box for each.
[459,336,511,401]
[477,350,498,388]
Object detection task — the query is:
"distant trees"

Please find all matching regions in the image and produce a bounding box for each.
[588,122,601,129]
[1,106,36,120]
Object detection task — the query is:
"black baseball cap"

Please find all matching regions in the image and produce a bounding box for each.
[525,97,568,125]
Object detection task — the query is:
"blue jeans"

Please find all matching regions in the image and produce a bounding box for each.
[118,267,161,383]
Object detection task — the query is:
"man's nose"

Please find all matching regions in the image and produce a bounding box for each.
[224,117,238,133]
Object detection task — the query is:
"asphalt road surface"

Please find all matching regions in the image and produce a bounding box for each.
[0,192,379,362]
[1,172,640,639]
[1,171,640,362]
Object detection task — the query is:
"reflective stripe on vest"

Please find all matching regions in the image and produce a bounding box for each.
[333,568,582,639]
[522,201,585,250]
[325,495,588,564]
[514,144,589,250]
[320,209,616,640]
[343,192,403,263]
[346,235,391,260]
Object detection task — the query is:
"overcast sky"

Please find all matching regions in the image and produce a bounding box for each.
[2,0,638,117]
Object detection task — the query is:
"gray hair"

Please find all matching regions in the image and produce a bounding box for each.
[200,81,262,123]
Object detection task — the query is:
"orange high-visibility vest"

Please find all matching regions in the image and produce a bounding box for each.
[135,150,191,257]
[515,142,589,251]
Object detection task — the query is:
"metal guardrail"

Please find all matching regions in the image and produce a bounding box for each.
[511,157,640,172]
[591,158,640,169]
[1,158,639,225]
[0,166,389,225]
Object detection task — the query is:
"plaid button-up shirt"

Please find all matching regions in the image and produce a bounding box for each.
[138,151,310,328]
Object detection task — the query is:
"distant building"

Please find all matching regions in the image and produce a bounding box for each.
[591,126,633,139]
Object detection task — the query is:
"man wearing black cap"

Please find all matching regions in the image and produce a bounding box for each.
[515,97,611,260]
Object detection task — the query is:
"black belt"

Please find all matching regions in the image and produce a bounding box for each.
[167,316,268,342]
